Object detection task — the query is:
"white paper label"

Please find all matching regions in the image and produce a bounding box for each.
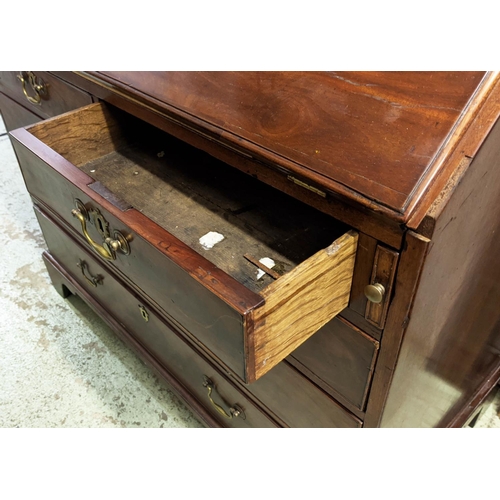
[199,231,225,250]
[256,257,276,279]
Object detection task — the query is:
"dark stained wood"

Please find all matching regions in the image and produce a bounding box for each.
[45,255,250,429]
[414,156,472,238]
[243,361,361,428]
[348,232,378,316]
[0,71,93,119]
[92,71,490,217]
[284,356,365,420]
[365,245,398,329]
[289,316,379,410]
[53,71,406,249]
[11,105,357,384]
[339,308,383,341]
[0,91,41,131]
[14,131,256,381]
[363,231,430,428]
[42,253,220,428]
[38,210,278,428]
[380,116,500,427]
[40,206,359,428]
[9,71,500,427]
[409,76,500,232]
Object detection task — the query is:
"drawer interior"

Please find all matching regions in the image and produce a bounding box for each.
[28,103,348,294]
[26,102,358,381]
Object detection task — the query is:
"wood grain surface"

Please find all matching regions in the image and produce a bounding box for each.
[26,102,133,166]
[250,230,358,381]
[363,231,430,428]
[11,128,262,381]
[11,104,359,384]
[380,116,500,427]
[40,206,361,428]
[53,72,407,248]
[92,71,489,217]
[411,76,500,234]
[77,130,347,294]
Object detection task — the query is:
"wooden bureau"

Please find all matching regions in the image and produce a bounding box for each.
[2,71,500,427]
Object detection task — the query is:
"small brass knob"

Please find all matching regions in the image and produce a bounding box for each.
[364,283,385,304]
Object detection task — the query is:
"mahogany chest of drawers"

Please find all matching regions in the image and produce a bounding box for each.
[2,71,500,427]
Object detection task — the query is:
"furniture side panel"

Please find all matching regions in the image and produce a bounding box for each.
[381,117,500,427]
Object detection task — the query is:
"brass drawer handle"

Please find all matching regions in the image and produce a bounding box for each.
[202,376,245,420]
[17,71,48,105]
[72,208,114,260]
[71,200,130,261]
[77,259,102,287]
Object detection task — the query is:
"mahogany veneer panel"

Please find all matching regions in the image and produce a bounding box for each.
[9,71,500,428]
[96,71,488,215]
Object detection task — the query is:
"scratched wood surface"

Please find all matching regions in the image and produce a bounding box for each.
[96,71,487,215]
[79,129,347,294]
[249,231,358,381]
[27,102,133,166]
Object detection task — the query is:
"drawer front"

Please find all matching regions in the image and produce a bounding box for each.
[36,205,360,428]
[16,141,249,381]
[247,361,362,427]
[289,317,379,410]
[35,206,277,428]
[0,71,93,119]
[344,233,399,338]
[11,103,357,383]
[0,91,42,132]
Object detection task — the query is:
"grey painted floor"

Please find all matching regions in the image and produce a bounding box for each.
[0,113,499,428]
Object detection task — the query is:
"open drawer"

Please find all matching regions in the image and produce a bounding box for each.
[10,102,358,383]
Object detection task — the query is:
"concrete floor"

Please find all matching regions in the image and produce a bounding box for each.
[0,113,499,428]
[0,115,202,428]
